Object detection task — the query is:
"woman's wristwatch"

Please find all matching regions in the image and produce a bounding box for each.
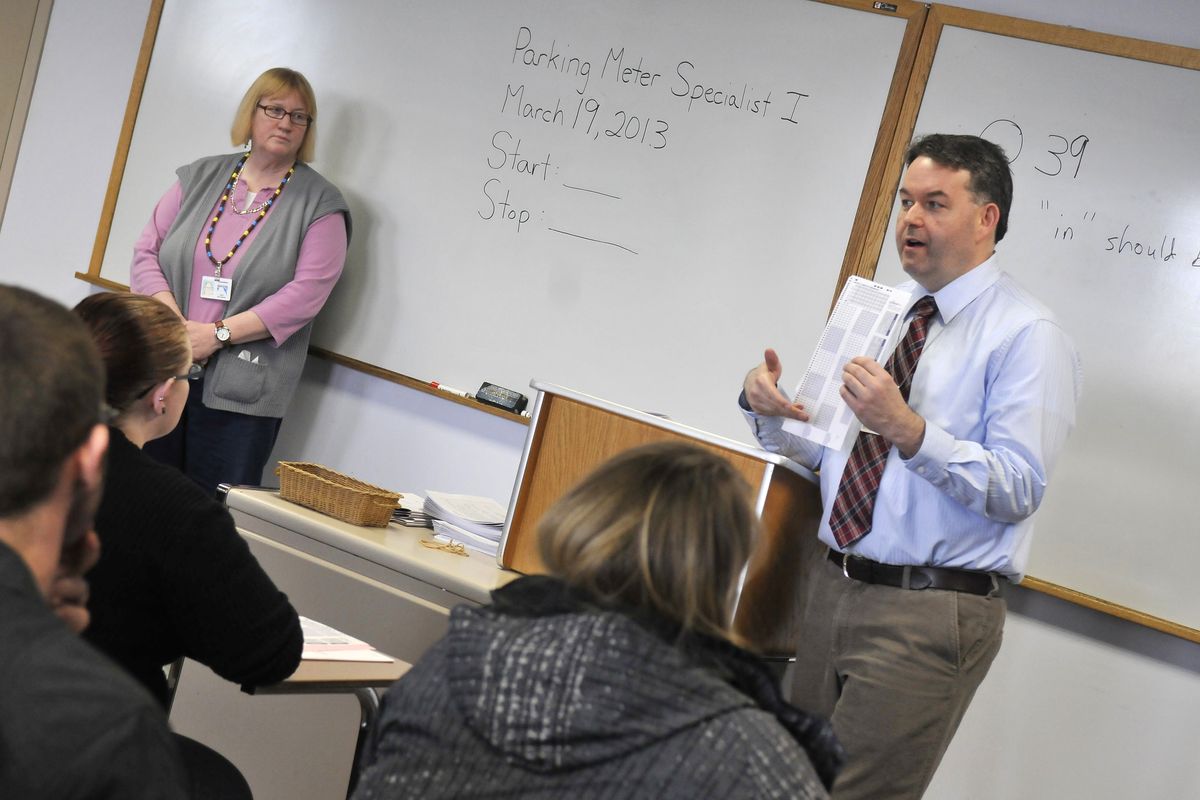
[214,320,232,346]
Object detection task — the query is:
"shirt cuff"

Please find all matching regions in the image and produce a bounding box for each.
[903,418,954,479]
[738,392,788,442]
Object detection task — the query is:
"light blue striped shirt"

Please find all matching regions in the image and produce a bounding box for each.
[744,256,1082,579]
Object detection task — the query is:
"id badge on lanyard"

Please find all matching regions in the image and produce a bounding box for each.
[201,275,232,301]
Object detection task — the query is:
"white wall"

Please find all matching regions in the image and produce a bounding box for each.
[1,2,1197,798]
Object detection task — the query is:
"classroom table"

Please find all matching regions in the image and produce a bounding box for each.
[164,487,518,800]
[223,486,514,610]
[245,656,411,798]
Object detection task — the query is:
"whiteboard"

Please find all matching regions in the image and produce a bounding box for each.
[872,14,1200,632]
[94,0,919,442]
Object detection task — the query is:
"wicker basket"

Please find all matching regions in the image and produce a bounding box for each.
[276,461,399,527]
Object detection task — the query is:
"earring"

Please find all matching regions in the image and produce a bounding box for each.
[156,396,165,403]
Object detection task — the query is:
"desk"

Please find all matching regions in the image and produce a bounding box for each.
[224,487,517,665]
[169,489,516,800]
[251,657,410,693]
[246,657,412,798]
[225,487,513,602]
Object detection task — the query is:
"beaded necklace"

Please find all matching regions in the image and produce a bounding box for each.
[205,153,295,275]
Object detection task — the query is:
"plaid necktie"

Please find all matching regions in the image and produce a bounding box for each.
[828,295,938,548]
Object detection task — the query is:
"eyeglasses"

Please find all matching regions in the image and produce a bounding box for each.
[174,362,205,383]
[257,103,312,127]
[136,363,204,399]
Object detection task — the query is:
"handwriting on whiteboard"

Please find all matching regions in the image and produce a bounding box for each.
[476,23,816,251]
[1037,202,1199,267]
[982,118,1089,179]
[981,120,1199,267]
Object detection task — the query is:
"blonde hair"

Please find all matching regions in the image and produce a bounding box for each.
[537,441,759,643]
[73,293,190,416]
[230,67,318,163]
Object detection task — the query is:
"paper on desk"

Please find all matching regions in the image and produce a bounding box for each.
[303,648,394,663]
[424,491,506,526]
[393,491,434,527]
[300,616,394,662]
[396,492,426,513]
[432,522,500,558]
[424,491,506,543]
[781,276,912,451]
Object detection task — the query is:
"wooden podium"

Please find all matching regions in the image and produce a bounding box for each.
[499,382,824,656]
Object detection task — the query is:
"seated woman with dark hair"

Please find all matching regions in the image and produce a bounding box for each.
[353,441,842,799]
[74,291,302,702]
[73,292,304,798]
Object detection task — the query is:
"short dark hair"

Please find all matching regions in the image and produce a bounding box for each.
[73,292,190,416]
[905,133,1014,243]
[0,285,105,517]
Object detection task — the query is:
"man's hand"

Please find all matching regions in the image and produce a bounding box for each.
[49,573,91,633]
[743,348,809,421]
[840,357,926,457]
[50,530,100,634]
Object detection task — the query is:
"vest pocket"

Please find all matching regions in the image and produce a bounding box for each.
[211,350,268,404]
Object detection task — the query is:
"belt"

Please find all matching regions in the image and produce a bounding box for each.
[827,549,999,597]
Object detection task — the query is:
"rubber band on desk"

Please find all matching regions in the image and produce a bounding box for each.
[420,539,468,557]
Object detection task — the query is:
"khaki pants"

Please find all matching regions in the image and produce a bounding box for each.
[791,553,1006,800]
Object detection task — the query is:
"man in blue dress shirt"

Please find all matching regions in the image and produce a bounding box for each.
[741,134,1082,799]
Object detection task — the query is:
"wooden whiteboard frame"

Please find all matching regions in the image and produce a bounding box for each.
[0,0,54,231]
[847,4,1200,644]
[843,4,1200,292]
[76,0,928,425]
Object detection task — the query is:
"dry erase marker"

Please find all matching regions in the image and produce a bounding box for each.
[430,382,473,399]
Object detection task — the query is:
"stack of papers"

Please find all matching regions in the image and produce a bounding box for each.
[424,490,507,557]
[300,616,393,663]
[392,491,433,527]
[782,276,912,451]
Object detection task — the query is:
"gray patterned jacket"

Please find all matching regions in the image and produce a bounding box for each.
[353,576,833,799]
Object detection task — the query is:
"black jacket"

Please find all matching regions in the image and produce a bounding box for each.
[0,541,186,798]
[83,427,302,705]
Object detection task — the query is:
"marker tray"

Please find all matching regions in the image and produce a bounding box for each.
[276,461,399,528]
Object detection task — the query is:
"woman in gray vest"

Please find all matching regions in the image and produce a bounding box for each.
[130,67,351,493]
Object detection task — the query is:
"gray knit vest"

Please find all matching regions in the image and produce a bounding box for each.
[157,153,351,418]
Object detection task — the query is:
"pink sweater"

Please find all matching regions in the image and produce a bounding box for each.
[130,177,347,346]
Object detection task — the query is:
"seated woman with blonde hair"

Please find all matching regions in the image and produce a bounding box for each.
[74,291,304,798]
[353,441,842,799]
